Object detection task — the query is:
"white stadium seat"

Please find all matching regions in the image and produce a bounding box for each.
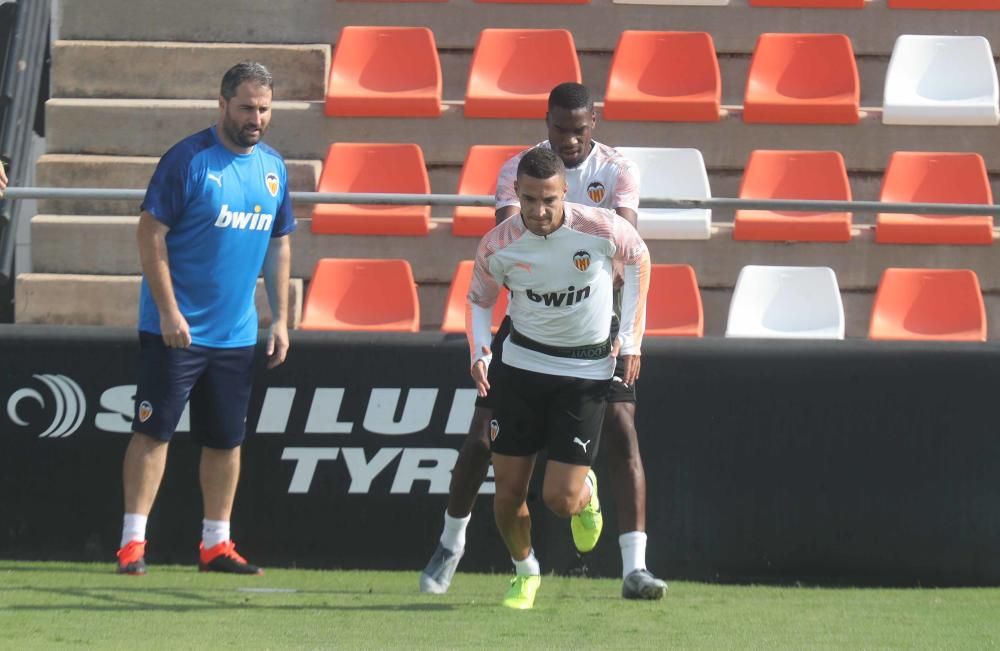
[616,147,712,240]
[882,35,1000,126]
[725,265,845,340]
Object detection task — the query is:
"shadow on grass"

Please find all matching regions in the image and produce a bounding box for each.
[0,586,472,613]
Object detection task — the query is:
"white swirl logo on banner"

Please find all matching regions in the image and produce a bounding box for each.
[6,374,87,438]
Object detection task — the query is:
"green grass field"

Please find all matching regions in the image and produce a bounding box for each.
[2,561,999,649]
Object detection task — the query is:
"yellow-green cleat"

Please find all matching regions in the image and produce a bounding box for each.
[571,469,603,553]
[502,574,541,610]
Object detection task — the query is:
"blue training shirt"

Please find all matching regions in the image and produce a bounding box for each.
[139,126,296,348]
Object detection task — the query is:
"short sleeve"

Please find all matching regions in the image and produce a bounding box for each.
[271,165,296,237]
[141,143,192,227]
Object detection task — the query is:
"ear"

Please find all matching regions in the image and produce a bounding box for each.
[218,96,226,111]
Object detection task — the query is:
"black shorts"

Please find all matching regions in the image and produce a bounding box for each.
[607,356,638,403]
[491,364,609,466]
[132,332,256,449]
[474,316,512,410]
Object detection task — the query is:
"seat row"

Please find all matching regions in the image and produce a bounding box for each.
[338,0,1000,8]
[327,28,1000,126]
[298,259,989,342]
[311,143,997,245]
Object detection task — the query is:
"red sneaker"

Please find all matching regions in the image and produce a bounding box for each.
[116,540,147,575]
[199,541,263,575]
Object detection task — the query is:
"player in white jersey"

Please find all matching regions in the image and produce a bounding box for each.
[465,147,651,609]
[422,83,667,600]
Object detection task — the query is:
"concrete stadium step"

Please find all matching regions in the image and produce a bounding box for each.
[15,274,304,329]
[35,154,321,219]
[49,42,890,108]
[51,41,330,101]
[45,99,1000,172]
[31,215,1000,291]
[57,0,1000,56]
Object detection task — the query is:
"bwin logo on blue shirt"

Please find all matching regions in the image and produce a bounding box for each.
[214,204,274,231]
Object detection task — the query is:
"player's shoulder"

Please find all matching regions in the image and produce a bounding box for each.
[564,201,617,238]
[593,141,638,175]
[479,214,526,256]
[255,140,288,169]
[158,128,217,172]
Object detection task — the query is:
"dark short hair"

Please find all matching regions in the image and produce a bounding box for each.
[548,82,593,112]
[220,61,273,100]
[516,147,565,181]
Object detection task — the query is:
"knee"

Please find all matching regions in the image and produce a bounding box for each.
[604,405,640,461]
[543,488,578,519]
[494,484,528,514]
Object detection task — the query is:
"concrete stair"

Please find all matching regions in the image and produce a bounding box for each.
[45,99,1000,172]
[57,0,1000,55]
[15,275,303,329]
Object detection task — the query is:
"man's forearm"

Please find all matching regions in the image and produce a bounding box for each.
[264,236,291,326]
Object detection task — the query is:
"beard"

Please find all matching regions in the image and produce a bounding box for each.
[222,114,265,148]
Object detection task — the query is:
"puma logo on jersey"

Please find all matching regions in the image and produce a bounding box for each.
[207,173,223,187]
[573,437,591,453]
[526,285,591,307]
[214,204,273,231]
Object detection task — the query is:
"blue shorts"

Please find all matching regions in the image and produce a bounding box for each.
[132,332,256,449]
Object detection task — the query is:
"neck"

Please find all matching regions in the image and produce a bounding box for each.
[215,125,254,155]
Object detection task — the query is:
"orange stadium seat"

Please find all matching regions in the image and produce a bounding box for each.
[603,31,720,122]
[889,0,1000,8]
[300,259,421,332]
[464,29,581,119]
[453,145,527,237]
[325,27,442,117]
[646,265,704,337]
[875,152,994,245]
[733,150,852,242]
[312,143,431,236]
[477,0,587,4]
[743,33,859,124]
[869,268,986,341]
[750,0,863,5]
[441,261,510,333]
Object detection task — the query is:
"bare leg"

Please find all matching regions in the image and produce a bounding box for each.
[122,432,169,516]
[604,401,646,533]
[200,446,241,522]
[491,452,536,561]
[542,460,593,518]
[446,407,493,519]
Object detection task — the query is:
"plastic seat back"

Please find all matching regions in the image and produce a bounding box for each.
[869,268,986,341]
[647,265,704,337]
[300,259,420,331]
[726,265,845,339]
[453,145,527,237]
[603,31,720,122]
[883,35,1000,126]
[312,143,431,236]
[875,152,994,245]
[744,33,859,124]
[616,147,712,240]
[326,27,442,117]
[734,150,852,242]
[465,29,581,118]
[441,261,510,332]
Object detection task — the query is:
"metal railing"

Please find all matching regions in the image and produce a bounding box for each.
[5,187,1000,216]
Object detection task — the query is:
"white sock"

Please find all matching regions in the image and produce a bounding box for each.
[513,549,540,576]
[202,519,230,549]
[581,473,595,506]
[440,512,471,552]
[620,531,647,578]
[120,513,147,548]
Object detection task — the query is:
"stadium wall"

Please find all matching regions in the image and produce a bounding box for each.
[1,325,998,586]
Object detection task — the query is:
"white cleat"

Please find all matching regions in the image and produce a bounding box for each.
[622,569,668,600]
[420,543,463,594]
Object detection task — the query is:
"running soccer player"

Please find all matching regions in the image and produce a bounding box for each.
[115,62,294,576]
[422,83,667,599]
[465,147,650,609]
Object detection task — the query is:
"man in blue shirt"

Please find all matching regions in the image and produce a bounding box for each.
[116,62,295,575]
